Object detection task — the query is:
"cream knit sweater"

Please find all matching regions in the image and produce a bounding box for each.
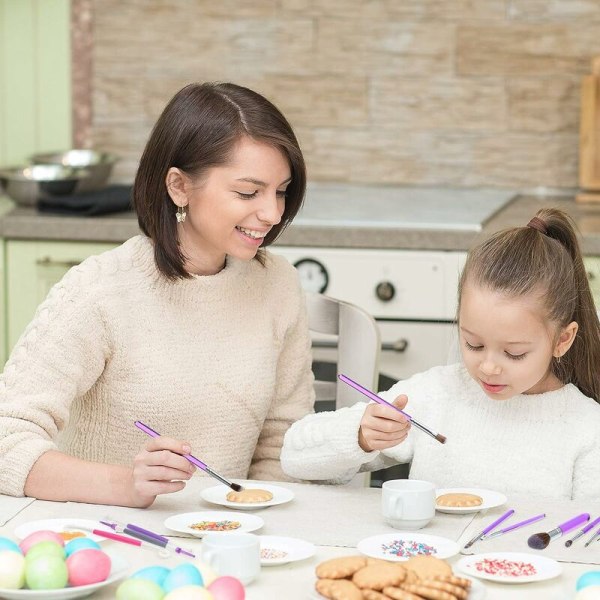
[0,236,315,496]
[281,364,600,500]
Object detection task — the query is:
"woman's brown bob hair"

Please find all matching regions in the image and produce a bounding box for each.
[133,82,306,279]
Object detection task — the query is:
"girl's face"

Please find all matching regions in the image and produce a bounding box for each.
[459,282,564,400]
[174,136,291,275]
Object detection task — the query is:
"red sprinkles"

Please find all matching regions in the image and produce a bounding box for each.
[474,558,537,577]
[381,539,436,558]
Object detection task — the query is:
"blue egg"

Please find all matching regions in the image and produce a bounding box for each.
[577,572,600,591]
[131,565,171,587]
[64,537,101,557]
[162,563,203,593]
[0,537,22,554]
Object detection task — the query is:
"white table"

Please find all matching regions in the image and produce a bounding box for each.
[0,479,596,599]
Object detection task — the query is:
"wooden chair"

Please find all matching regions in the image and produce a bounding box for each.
[305,292,381,410]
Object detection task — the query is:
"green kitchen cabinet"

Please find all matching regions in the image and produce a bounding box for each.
[5,240,117,355]
[584,256,600,310]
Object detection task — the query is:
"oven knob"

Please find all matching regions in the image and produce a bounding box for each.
[375,281,395,301]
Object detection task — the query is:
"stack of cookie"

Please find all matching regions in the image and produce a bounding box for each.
[315,555,472,600]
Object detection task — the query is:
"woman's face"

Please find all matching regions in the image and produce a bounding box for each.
[176,136,291,275]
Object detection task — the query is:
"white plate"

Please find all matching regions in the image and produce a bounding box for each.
[310,575,486,599]
[435,488,508,514]
[13,519,114,544]
[259,535,315,566]
[164,511,264,538]
[456,551,562,584]
[0,549,128,599]
[201,483,294,510]
[357,532,460,562]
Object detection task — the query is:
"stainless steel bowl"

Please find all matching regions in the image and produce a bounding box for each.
[29,149,118,192]
[0,165,91,206]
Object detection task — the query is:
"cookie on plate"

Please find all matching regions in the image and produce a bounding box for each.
[316,556,367,579]
[436,493,482,507]
[403,555,452,580]
[225,488,273,503]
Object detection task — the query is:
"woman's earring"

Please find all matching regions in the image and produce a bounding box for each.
[176,205,187,223]
[556,354,562,364]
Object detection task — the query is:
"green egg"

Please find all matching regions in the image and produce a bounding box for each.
[25,541,65,563]
[25,555,68,590]
[116,578,166,600]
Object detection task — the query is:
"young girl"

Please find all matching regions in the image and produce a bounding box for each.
[281,208,600,500]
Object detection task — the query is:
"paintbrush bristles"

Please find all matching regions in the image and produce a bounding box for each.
[527,532,551,549]
[230,482,243,492]
[436,434,447,444]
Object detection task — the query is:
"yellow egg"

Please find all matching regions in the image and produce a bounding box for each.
[575,586,600,600]
[193,561,218,586]
[164,585,213,600]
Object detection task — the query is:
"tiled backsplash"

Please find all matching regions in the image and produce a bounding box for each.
[81,0,600,189]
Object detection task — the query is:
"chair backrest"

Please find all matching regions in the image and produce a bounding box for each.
[305,292,381,409]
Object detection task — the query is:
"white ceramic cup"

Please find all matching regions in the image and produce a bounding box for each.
[382,479,436,530]
[201,532,260,584]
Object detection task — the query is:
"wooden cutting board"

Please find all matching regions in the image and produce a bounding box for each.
[578,56,600,202]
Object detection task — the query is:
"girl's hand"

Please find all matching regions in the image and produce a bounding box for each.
[358,395,411,452]
[128,437,196,507]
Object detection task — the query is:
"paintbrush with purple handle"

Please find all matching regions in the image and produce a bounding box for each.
[338,374,447,444]
[134,420,243,492]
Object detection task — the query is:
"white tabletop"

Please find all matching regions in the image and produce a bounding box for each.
[0,478,595,600]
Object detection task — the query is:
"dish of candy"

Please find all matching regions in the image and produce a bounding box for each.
[0,533,127,599]
[116,561,245,600]
[311,554,486,599]
[164,511,264,538]
[357,532,460,562]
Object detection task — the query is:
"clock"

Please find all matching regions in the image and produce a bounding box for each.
[293,258,329,293]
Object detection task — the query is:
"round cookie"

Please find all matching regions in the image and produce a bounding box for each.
[403,556,452,580]
[329,579,364,600]
[436,493,482,508]
[225,488,273,503]
[353,564,406,590]
[316,556,367,580]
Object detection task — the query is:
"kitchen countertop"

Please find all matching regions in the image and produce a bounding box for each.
[2,186,600,253]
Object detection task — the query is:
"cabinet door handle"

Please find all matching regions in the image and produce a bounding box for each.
[35,257,81,268]
[381,339,409,353]
[312,339,409,353]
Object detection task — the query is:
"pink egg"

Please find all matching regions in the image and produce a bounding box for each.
[20,530,64,554]
[208,576,245,600]
[66,548,111,587]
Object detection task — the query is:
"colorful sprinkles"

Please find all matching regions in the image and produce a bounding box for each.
[261,548,289,560]
[189,520,241,531]
[473,558,537,578]
[380,539,436,558]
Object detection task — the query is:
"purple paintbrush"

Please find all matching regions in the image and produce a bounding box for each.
[134,421,243,492]
[463,509,514,549]
[567,515,600,547]
[338,374,447,444]
[482,513,546,540]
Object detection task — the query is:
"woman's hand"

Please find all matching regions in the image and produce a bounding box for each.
[358,395,411,452]
[128,437,196,507]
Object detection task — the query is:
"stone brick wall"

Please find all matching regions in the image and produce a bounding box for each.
[83,0,600,189]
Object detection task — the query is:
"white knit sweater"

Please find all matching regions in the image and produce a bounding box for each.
[0,236,315,496]
[281,364,600,500]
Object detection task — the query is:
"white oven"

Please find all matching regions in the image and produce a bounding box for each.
[271,246,466,387]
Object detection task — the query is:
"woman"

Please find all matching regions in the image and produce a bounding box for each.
[0,82,315,507]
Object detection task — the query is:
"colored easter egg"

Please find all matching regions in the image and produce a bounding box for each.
[162,563,203,593]
[25,554,68,590]
[164,586,214,600]
[575,586,600,600]
[0,550,26,589]
[577,572,600,591]
[25,540,66,562]
[193,561,218,586]
[20,530,64,554]
[0,537,22,555]
[131,565,171,587]
[116,578,166,600]
[208,576,246,600]
[64,537,101,557]
[66,548,111,586]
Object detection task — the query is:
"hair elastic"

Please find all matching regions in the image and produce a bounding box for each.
[527,216,548,235]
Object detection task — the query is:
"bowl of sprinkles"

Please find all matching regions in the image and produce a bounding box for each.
[457,552,562,583]
[258,535,316,566]
[164,511,264,537]
[357,532,460,562]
